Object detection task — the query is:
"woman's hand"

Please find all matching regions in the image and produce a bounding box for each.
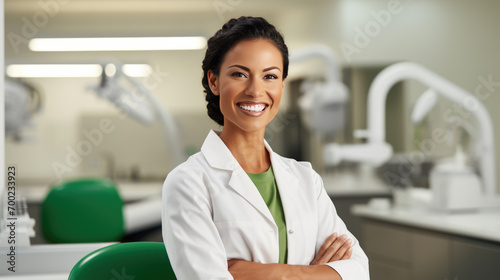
[310,232,353,265]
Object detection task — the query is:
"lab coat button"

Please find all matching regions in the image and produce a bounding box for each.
[288,229,294,234]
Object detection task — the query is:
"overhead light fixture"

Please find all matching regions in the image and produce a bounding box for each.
[29,37,207,52]
[6,64,152,78]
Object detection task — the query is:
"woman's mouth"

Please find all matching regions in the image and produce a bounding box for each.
[239,104,266,112]
[237,103,268,116]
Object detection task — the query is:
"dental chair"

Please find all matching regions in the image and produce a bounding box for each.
[41,178,125,243]
[68,242,176,280]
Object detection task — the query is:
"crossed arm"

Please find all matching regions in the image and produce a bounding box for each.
[163,167,369,280]
[228,232,353,280]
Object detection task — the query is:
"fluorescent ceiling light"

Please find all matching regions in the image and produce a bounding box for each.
[122,64,152,77]
[29,37,207,52]
[6,64,152,78]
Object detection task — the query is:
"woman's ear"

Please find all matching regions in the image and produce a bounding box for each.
[207,70,219,96]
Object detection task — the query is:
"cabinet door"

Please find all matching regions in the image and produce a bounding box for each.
[412,231,451,280]
[452,238,500,279]
[370,260,411,280]
[364,221,411,262]
[363,221,412,280]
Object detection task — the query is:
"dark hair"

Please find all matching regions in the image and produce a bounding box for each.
[202,16,289,126]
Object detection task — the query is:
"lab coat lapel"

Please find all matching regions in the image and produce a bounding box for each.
[267,142,301,264]
[266,141,300,219]
[228,169,276,224]
[201,130,275,224]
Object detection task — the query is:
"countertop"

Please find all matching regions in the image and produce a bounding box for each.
[322,173,392,197]
[19,173,392,203]
[352,202,500,243]
[18,181,163,203]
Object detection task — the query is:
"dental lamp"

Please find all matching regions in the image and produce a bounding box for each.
[4,79,42,142]
[88,63,185,236]
[290,45,348,135]
[325,62,496,196]
[89,62,185,167]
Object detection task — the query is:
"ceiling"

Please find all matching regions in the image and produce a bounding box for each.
[5,0,328,15]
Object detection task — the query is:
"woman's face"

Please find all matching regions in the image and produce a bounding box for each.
[208,39,285,135]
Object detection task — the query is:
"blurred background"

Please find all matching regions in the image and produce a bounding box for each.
[6,0,500,185]
[3,0,500,279]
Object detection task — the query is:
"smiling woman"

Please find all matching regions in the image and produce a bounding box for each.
[161,16,369,280]
[208,39,285,170]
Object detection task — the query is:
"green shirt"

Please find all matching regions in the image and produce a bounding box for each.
[247,166,288,264]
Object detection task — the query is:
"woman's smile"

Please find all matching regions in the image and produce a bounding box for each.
[237,102,268,116]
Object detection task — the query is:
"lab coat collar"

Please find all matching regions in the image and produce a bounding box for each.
[201,130,274,224]
[200,130,238,170]
[201,130,285,172]
[201,130,298,229]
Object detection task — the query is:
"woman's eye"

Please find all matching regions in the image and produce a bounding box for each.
[231,72,246,78]
[265,74,278,79]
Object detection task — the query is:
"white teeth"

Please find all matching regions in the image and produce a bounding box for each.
[239,104,265,112]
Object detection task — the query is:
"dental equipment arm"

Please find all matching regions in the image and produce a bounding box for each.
[93,71,154,125]
[332,62,496,195]
[411,88,476,142]
[411,89,438,123]
[91,63,185,167]
[119,71,185,167]
[89,64,183,233]
[324,142,393,167]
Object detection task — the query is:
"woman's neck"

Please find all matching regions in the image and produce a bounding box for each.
[219,126,270,174]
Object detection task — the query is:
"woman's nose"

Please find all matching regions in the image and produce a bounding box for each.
[245,77,263,97]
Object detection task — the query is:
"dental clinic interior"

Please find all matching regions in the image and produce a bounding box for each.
[2,0,500,279]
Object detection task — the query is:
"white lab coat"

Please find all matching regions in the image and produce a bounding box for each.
[162,130,369,280]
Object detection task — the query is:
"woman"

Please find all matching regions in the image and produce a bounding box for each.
[162,16,369,280]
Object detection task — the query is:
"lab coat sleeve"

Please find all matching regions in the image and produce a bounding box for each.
[162,164,234,280]
[314,172,370,280]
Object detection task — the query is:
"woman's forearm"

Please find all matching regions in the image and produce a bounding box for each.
[228,260,342,280]
[279,264,342,280]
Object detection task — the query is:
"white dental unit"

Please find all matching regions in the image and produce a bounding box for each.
[338,62,500,279]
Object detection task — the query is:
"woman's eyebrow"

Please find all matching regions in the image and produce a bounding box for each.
[228,65,281,72]
[228,65,250,71]
[263,66,281,72]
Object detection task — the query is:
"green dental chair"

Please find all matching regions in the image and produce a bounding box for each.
[41,178,125,243]
[68,242,176,280]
